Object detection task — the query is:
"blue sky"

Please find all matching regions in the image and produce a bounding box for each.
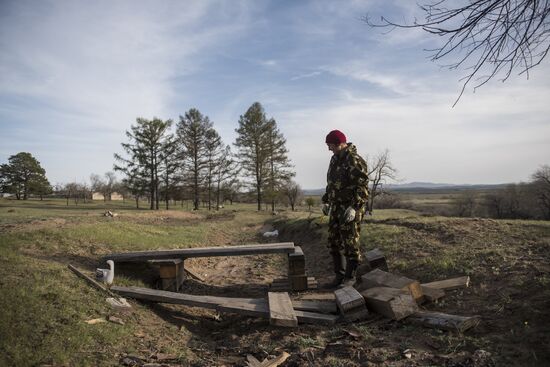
[1,0,549,189]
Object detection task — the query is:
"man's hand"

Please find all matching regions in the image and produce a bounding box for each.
[322,203,330,216]
[344,207,356,223]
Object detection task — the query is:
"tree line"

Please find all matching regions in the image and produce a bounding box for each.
[113,102,295,211]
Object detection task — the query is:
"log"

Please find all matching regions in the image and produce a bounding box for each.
[360,287,418,320]
[103,242,296,262]
[406,310,480,332]
[360,269,423,302]
[334,286,367,314]
[421,285,445,302]
[268,292,298,327]
[421,276,470,291]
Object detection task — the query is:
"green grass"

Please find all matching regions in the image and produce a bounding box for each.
[0,198,273,366]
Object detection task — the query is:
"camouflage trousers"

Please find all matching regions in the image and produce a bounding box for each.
[327,203,364,262]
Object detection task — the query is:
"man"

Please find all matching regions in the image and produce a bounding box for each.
[322,130,369,288]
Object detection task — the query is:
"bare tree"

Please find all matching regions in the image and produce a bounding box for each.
[366,1,550,105]
[366,149,398,214]
[453,190,478,217]
[282,180,303,211]
[531,164,550,219]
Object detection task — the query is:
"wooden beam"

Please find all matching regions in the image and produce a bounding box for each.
[334,286,367,318]
[294,310,339,325]
[365,248,388,271]
[104,242,296,262]
[288,246,305,276]
[110,285,335,325]
[421,286,445,302]
[291,300,337,314]
[268,292,298,327]
[360,269,423,302]
[421,276,470,291]
[406,310,480,332]
[360,287,418,320]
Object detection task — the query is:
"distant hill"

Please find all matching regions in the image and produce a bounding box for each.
[303,182,510,196]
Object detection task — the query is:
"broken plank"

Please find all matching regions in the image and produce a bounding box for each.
[360,269,423,302]
[421,276,470,291]
[184,266,206,282]
[104,242,296,262]
[421,285,445,302]
[406,310,480,332]
[291,300,337,314]
[361,287,418,320]
[334,286,366,313]
[111,286,267,316]
[268,292,298,327]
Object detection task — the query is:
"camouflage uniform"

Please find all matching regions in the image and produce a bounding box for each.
[322,143,369,262]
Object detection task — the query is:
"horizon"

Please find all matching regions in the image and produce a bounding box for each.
[1,1,549,189]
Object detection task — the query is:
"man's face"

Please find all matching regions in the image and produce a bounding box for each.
[327,143,346,155]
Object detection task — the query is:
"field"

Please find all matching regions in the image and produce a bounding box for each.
[1,198,549,366]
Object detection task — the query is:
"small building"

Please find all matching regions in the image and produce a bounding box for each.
[92,192,124,201]
[111,192,123,201]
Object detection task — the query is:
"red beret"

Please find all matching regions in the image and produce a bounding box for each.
[325,130,347,144]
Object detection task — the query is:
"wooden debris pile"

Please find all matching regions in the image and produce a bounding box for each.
[75,244,478,331]
[333,248,479,332]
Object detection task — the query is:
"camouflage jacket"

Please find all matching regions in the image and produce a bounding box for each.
[322,143,369,209]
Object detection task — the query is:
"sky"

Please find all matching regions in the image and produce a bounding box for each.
[1,0,549,189]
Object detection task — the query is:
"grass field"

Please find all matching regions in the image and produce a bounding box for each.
[1,198,549,366]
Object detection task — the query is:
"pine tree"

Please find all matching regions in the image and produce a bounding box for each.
[176,108,212,210]
[234,102,271,211]
[114,117,174,210]
[264,118,294,212]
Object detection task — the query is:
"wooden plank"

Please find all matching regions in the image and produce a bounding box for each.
[112,285,265,315]
[184,266,206,282]
[300,293,335,301]
[361,287,418,320]
[288,246,305,276]
[268,292,298,327]
[104,242,296,262]
[294,309,339,325]
[365,248,388,271]
[111,285,336,325]
[406,310,480,332]
[291,300,337,314]
[334,286,366,313]
[421,285,445,302]
[421,276,470,291]
[361,269,423,302]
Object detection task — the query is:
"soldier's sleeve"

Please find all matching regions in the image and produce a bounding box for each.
[348,154,369,210]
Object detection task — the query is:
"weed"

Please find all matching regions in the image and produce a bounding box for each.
[295,336,321,349]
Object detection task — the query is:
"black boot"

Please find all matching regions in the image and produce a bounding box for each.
[340,258,359,288]
[325,252,345,288]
